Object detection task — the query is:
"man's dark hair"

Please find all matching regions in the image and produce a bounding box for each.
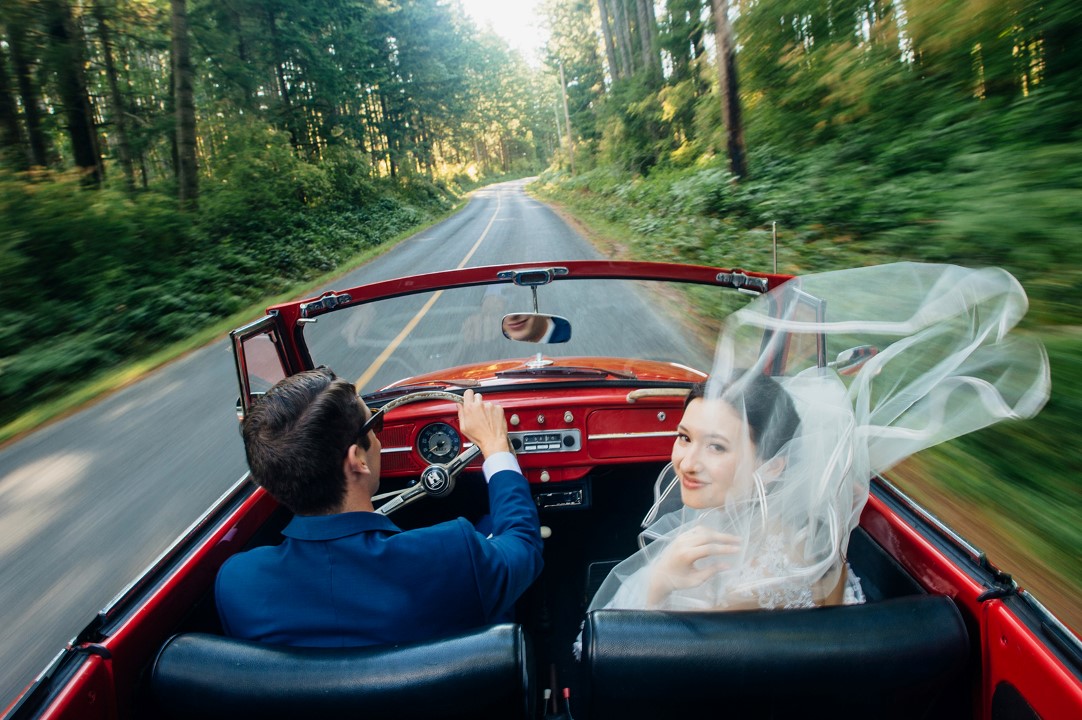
[242,368,367,515]
[685,372,800,459]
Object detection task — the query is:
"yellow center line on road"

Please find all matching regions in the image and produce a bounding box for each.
[354,190,503,389]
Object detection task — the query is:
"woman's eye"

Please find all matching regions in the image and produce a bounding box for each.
[708,443,727,453]
[675,432,690,443]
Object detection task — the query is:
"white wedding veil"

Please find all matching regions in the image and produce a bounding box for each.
[589,263,1050,612]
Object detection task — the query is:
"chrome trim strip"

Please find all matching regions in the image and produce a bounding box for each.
[626,388,691,403]
[589,431,678,440]
[1020,590,1082,653]
[380,446,412,454]
[875,475,983,560]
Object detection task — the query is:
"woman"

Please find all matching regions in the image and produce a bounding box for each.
[589,262,1050,613]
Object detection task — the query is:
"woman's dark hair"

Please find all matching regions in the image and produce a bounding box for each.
[241,367,367,515]
[685,373,800,459]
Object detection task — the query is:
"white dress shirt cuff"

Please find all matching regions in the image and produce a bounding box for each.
[482,451,522,482]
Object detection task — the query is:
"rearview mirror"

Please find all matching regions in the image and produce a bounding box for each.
[501,313,572,344]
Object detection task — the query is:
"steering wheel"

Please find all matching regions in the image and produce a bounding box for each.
[369,391,482,516]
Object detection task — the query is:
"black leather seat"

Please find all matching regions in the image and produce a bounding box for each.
[581,595,970,719]
[150,623,533,720]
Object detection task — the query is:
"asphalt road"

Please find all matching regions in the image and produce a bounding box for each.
[0,179,710,709]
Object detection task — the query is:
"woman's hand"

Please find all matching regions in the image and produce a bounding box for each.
[457,389,511,458]
[646,526,741,607]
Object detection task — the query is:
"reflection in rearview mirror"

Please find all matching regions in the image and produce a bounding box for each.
[501,313,572,344]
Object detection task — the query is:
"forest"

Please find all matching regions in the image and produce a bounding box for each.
[0,1,1079,623]
[0,0,556,431]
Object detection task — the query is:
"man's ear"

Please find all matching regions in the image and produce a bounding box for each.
[344,443,370,477]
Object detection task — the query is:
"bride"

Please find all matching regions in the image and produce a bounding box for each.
[589,262,1050,613]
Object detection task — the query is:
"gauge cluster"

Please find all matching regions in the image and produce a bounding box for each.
[416,422,461,464]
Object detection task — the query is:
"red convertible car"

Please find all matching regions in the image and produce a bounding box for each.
[3,260,1080,719]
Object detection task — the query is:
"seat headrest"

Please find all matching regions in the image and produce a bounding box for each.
[582,595,969,718]
[150,623,532,720]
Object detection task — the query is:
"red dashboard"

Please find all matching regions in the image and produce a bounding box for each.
[375,388,686,484]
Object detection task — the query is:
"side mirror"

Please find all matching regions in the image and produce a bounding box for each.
[829,345,878,375]
[501,313,572,344]
[236,392,267,421]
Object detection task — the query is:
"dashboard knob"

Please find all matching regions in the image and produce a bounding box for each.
[540,470,551,483]
[536,414,545,425]
[657,411,667,422]
[563,411,573,423]
[509,414,520,426]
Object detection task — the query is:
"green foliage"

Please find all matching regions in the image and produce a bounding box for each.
[0,124,454,426]
[539,86,1082,323]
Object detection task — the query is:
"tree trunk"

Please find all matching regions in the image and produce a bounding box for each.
[266,7,300,149]
[0,38,29,170]
[711,0,747,178]
[559,61,575,175]
[171,0,198,208]
[166,65,179,182]
[378,90,397,178]
[611,0,634,78]
[92,0,135,192]
[7,23,51,168]
[596,0,620,83]
[46,0,104,183]
[636,0,660,82]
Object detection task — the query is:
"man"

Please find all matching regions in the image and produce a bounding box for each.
[215,368,543,647]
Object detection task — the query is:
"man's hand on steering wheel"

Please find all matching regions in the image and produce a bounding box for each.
[457,389,510,458]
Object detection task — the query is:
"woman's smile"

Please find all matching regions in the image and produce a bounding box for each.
[680,473,706,491]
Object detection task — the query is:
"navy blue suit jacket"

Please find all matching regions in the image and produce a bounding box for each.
[215,468,543,647]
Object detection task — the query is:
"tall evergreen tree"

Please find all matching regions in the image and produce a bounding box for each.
[45,0,104,183]
[171,0,198,207]
[711,0,746,177]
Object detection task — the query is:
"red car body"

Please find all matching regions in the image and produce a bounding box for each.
[5,261,1080,720]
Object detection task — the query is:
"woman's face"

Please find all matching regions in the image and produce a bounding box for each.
[672,397,758,509]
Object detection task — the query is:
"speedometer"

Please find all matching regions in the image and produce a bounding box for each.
[417,422,461,464]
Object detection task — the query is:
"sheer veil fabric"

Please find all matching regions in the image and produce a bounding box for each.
[589,263,1050,612]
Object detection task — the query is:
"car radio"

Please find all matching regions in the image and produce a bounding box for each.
[508,429,581,453]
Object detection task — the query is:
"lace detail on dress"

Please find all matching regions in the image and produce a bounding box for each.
[737,534,817,610]
[843,566,866,605]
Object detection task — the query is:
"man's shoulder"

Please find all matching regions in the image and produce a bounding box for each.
[217,543,281,589]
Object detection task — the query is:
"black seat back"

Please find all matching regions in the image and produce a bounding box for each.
[581,595,970,719]
[150,624,533,720]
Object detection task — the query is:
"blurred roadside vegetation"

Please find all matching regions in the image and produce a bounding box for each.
[532,0,1081,628]
[0,0,555,438]
[0,129,454,435]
